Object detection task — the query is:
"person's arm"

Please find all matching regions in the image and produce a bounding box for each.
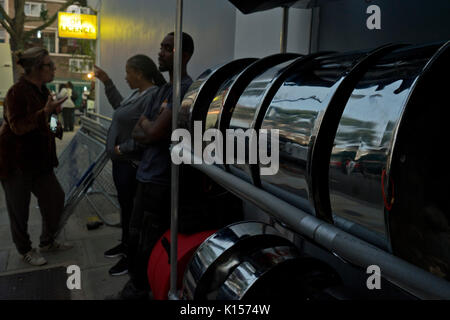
[132,108,172,145]
[5,89,67,136]
[94,65,123,109]
[104,79,124,109]
[114,138,145,155]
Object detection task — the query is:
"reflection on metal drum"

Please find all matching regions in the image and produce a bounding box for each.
[329,43,443,251]
[228,57,300,181]
[182,221,292,300]
[260,52,366,215]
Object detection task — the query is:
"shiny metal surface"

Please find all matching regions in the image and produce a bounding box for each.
[179,58,257,134]
[218,53,301,140]
[259,51,366,215]
[179,67,216,131]
[329,43,443,251]
[228,57,300,182]
[191,158,450,299]
[387,42,450,280]
[182,221,292,300]
[206,75,238,131]
[216,246,301,300]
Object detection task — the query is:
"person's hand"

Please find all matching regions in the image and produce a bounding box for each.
[44,95,67,115]
[114,145,122,155]
[55,121,63,140]
[94,65,111,83]
[138,114,151,127]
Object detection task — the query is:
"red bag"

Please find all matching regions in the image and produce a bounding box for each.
[147,229,216,300]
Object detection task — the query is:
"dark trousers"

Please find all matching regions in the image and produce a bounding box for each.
[62,108,74,131]
[1,169,65,255]
[128,181,170,290]
[112,160,138,254]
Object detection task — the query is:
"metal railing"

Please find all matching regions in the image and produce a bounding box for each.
[79,114,120,227]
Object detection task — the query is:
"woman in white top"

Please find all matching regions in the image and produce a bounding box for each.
[57,83,75,131]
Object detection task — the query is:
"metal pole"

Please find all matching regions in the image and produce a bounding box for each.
[95,0,102,115]
[280,7,289,53]
[168,0,183,300]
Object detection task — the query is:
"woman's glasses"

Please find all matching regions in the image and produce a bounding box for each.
[41,61,56,70]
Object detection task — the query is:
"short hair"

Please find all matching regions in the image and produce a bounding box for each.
[168,32,194,56]
[16,47,49,74]
[127,54,167,87]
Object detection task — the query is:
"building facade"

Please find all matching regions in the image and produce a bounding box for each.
[0,0,96,107]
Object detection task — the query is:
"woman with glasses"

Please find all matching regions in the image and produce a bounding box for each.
[0,47,73,266]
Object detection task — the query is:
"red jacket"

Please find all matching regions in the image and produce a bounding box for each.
[0,77,59,179]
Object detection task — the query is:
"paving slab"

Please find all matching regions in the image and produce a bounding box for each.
[62,200,121,242]
[83,234,124,268]
[80,265,130,300]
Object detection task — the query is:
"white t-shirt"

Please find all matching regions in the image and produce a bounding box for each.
[58,87,75,108]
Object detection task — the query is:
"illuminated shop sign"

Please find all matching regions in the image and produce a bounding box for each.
[58,12,97,40]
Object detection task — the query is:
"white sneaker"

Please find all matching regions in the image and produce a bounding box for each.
[39,241,73,253]
[23,249,47,266]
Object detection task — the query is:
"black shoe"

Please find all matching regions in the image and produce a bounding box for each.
[105,280,149,300]
[104,243,125,258]
[109,257,128,276]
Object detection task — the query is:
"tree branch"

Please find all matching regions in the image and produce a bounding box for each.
[0,19,15,38]
[0,4,14,29]
[0,17,16,39]
[24,17,44,23]
[24,0,82,37]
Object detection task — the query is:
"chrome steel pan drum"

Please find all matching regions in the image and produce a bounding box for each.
[328,42,449,255]
[258,49,370,216]
[179,58,257,135]
[216,246,340,300]
[182,221,293,300]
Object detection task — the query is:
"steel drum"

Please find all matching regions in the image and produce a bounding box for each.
[216,246,340,300]
[180,40,450,282]
[328,43,446,251]
[178,58,257,135]
[182,221,294,300]
[227,55,302,183]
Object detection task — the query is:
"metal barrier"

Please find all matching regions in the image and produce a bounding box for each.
[80,114,121,227]
[55,113,120,235]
